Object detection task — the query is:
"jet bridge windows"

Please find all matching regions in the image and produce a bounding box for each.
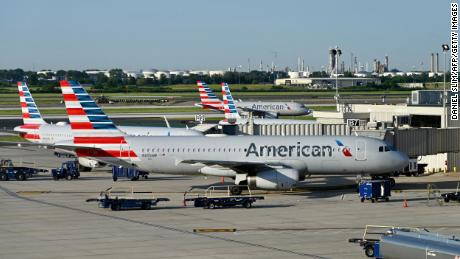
[379,145,396,152]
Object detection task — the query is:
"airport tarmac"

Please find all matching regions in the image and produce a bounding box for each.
[1,146,460,259]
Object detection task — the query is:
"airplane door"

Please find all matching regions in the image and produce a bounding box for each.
[355,140,366,161]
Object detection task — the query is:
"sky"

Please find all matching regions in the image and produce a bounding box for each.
[0,0,452,72]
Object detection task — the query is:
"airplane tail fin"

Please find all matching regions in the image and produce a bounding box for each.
[197,81,223,110]
[59,80,138,161]
[17,81,47,125]
[221,82,241,121]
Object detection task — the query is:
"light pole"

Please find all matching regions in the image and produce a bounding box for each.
[442,44,450,128]
[333,47,342,109]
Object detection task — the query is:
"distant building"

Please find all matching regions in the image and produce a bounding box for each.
[428,72,443,77]
[154,71,170,79]
[189,70,210,76]
[354,71,373,78]
[85,69,110,80]
[36,70,55,75]
[170,71,186,77]
[209,70,225,76]
[123,70,142,79]
[142,70,157,79]
[275,77,380,88]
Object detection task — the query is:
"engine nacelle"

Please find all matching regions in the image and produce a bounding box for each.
[77,157,102,169]
[247,168,299,190]
[199,166,235,177]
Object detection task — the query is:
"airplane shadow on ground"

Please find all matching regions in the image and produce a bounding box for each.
[22,176,110,182]
[144,176,194,181]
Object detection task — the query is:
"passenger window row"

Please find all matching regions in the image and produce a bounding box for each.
[142,147,243,153]
[379,146,392,152]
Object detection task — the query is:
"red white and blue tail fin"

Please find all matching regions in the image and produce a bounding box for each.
[59,80,139,162]
[221,82,241,122]
[17,81,46,125]
[197,81,224,110]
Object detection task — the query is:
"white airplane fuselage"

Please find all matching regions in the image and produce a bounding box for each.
[124,135,408,177]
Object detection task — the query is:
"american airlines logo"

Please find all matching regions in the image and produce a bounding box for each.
[245,140,353,158]
[245,142,333,157]
[251,104,289,111]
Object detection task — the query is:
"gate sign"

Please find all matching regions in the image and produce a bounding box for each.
[347,119,361,127]
[195,114,206,123]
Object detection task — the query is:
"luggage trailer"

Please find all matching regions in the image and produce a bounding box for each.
[87,187,169,211]
[183,185,264,209]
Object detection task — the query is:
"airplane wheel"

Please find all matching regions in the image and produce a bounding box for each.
[208,201,216,209]
[389,178,396,188]
[364,244,375,257]
[16,173,26,181]
[111,202,120,211]
[444,198,450,203]
[230,186,242,195]
[243,201,252,208]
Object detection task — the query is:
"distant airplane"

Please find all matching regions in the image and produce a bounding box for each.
[220,82,316,125]
[13,81,202,170]
[196,81,310,118]
[57,80,409,193]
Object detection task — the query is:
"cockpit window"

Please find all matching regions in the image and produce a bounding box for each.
[379,146,384,152]
[384,146,390,152]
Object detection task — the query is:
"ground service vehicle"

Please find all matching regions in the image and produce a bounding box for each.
[359,180,391,203]
[52,161,80,180]
[112,166,149,181]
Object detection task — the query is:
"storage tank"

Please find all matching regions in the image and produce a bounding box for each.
[379,229,460,259]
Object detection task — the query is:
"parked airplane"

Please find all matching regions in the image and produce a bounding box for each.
[58,80,409,192]
[220,82,316,125]
[196,81,310,118]
[13,81,202,170]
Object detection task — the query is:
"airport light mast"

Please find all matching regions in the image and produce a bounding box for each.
[333,47,342,110]
[442,43,450,128]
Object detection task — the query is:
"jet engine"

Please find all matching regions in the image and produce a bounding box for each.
[77,157,103,171]
[247,168,299,190]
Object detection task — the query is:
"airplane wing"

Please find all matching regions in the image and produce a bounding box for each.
[0,141,135,168]
[52,143,136,168]
[0,141,46,148]
[190,123,219,133]
[179,159,289,174]
[239,108,278,119]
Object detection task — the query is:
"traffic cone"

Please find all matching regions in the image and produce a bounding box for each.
[403,198,408,208]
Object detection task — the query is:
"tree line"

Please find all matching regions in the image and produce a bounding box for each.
[0,68,449,93]
[0,68,286,90]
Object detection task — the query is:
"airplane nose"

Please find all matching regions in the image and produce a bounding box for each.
[396,151,409,170]
[302,105,311,115]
